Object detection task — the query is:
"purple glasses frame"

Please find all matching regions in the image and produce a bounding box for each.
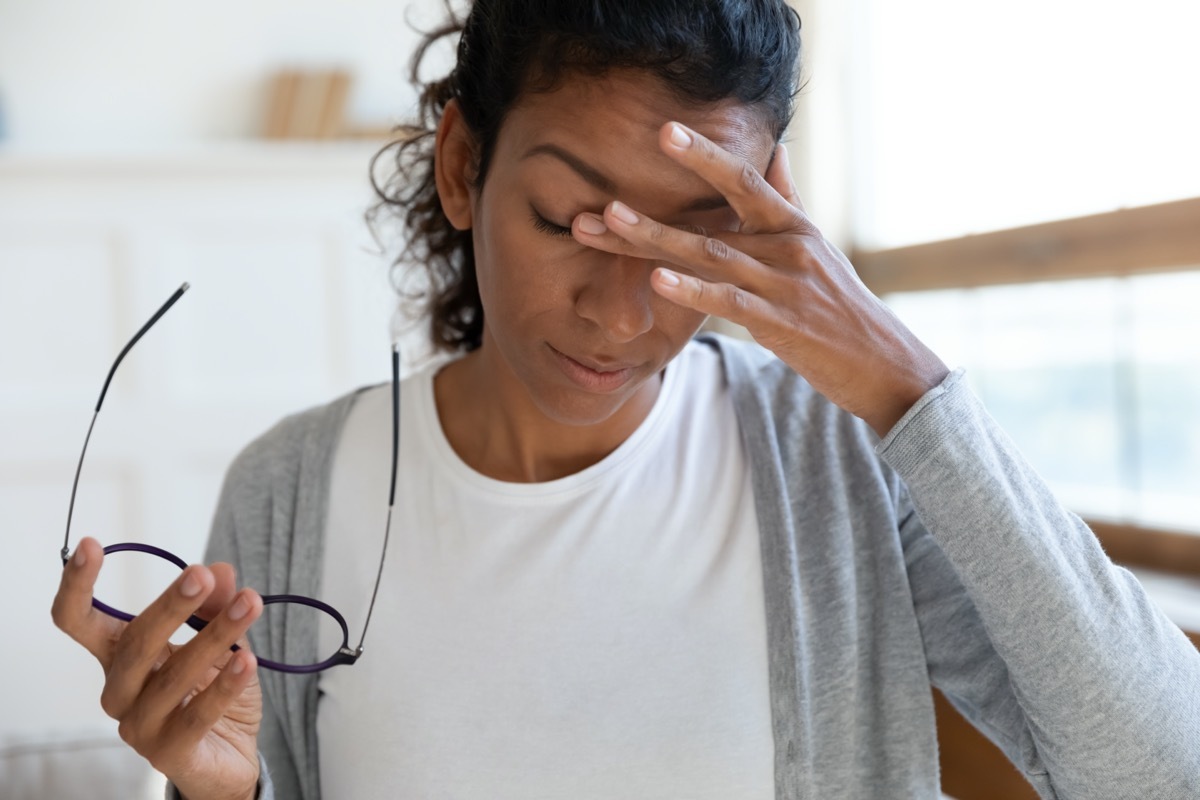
[60,283,400,674]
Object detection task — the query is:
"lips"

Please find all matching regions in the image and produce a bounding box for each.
[565,353,637,373]
[549,345,638,392]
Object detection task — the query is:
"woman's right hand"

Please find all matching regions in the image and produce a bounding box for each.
[52,536,264,800]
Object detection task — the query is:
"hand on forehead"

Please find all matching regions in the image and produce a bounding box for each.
[501,70,777,222]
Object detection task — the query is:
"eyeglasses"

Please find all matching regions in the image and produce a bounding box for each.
[60,283,399,673]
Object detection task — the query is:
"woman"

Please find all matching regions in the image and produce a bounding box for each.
[52,1,1200,798]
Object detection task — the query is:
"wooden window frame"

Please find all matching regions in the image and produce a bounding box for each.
[850,197,1200,586]
[854,200,1200,800]
[850,196,1200,294]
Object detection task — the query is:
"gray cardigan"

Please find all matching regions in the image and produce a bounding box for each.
[189,334,1200,799]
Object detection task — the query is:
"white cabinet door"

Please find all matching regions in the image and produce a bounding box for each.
[0,143,420,739]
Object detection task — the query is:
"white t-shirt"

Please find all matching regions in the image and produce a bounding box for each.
[317,340,773,798]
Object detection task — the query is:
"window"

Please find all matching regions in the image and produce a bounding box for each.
[852,0,1200,249]
[886,273,1200,531]
[842,0,1200,535]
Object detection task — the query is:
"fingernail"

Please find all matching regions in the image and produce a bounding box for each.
[657,269,682,287]
[230,655,246,675]
[669,123,692,149]
[578,214,607,235]
[73,547,87,567]
[228,594,250,621]
[610,202,639,225]
[180,571,203,597]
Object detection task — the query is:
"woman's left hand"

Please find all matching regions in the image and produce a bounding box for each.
[572,121,949,438]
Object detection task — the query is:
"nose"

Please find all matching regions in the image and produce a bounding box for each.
[573,253,656,344]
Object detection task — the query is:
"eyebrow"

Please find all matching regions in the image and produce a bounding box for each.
[521,143,730,214]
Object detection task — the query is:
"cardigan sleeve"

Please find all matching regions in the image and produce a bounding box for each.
[164,424,311,800]
[879,369,1200,799]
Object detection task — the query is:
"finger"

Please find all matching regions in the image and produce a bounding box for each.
[651,267,778,332]
[131,587,262,729]
[51,537,125,665]
[195,562,237,623]
[765,143,808,215]
[576,208,791,274]
[100,565,216,720]
[162,648,259,757]
[578,202,769,290]
[572,212,643,258]
[659,121,802,234]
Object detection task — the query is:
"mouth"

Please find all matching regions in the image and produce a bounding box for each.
[548,345,638,393]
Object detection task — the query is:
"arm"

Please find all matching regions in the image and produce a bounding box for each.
[570,117,1200,796]
[885,370,1200,798]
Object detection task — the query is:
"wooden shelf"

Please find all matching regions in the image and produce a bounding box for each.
[0,140,391,180]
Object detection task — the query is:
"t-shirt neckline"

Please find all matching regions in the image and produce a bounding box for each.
[413,344,689,499]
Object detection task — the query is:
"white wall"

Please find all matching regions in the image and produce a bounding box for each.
[0,0,457,150]
[0,0,461,765]
[0,144,419,747]
[851,0,1200,248]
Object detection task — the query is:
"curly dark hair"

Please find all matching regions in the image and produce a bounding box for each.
[367,0,803,354]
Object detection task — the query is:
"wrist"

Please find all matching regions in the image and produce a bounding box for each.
[176,778,259,800]
[864,359,949,439]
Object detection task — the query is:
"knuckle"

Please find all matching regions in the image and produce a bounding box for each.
[115,625,149,663]
[176,697,209,735]
[787,207,810,230]
[783,305,806,335]
[100,686,122,719]
[703,236,729,263]
[117,716,153,759]
[726,284,751,313]
[646,219,669,245]
[152,659,187,698]
[783,239,814,270]
[738,162,761,196]
[107,639,146,688]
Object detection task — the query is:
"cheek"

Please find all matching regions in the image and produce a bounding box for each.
[474,210,560,314]
[655,299,708,343]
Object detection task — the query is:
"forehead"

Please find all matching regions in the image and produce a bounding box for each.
[493,70,776,208]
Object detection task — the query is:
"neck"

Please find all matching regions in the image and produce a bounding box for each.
[433,338,661,483]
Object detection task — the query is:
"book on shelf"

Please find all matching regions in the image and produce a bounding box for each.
[262,69,353,140]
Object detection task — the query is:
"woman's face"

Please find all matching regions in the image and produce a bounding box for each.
[442,70,776,427]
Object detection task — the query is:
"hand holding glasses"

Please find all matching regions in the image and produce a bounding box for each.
[50,283,400,799]
[56,283,399,672]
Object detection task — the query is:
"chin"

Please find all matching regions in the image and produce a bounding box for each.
[527,379,643,428]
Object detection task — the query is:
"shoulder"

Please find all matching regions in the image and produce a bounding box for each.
[221,386,370,502]
[207,385,375,574]
[695,332,902,496]
[695,331,849,430]
[694,330,784,378]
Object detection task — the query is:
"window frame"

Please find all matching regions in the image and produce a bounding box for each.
[851,196,1200,581]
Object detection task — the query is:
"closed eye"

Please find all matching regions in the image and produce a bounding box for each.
[529,208,574,239]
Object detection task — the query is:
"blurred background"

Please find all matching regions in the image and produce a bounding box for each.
[0,0,1196,798]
